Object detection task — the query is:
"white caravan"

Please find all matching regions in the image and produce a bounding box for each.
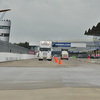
[38,41,52,61]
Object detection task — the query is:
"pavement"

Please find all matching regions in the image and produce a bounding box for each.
[0,58,100,100]
[0,88,100,100]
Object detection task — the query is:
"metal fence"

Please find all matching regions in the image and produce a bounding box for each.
[0,40,30,54]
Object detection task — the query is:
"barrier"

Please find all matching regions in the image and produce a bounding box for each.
[58,58,61,65]
[54,57,57,63]
[0,52,37,62]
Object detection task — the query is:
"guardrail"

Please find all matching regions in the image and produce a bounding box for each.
[0,52,37,62]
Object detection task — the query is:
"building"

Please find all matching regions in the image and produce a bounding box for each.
[0,9,11,42]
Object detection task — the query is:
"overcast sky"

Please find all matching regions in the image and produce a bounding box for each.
[0,0,100,43]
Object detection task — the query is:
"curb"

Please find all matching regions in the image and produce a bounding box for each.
[76,58,100,64]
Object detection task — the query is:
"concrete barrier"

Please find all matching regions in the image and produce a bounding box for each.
[0,52,37,62]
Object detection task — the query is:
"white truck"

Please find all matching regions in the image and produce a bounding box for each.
[61,49,69,60]
[38,41,52,61]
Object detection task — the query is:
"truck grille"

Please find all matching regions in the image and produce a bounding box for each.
[62,54,68,58]
[43,53,47,57]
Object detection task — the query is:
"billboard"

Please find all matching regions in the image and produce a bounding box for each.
[52,42,86,47]
[71,43,86,47]
[30,51,35,54]
[52,42,71,47]
[29,42,39,46]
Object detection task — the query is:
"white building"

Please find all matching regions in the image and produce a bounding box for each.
[0,9,11,42]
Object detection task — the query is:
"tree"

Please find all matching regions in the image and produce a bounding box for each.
[14,42,31,49]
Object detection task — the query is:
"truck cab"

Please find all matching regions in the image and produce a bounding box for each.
[38,41,52,61]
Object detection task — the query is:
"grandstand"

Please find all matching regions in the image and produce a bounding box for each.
[52,39,100,51]
[0,40,30,54]
[51,39,100,57]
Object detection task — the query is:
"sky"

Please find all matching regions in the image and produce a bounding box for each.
[0,0,100,43]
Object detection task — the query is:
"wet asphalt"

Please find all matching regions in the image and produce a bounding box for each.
[0,58,100,90]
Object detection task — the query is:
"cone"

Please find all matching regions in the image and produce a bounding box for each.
[87,56,90,59]
[58,58,61,65]
[54,57,57,63]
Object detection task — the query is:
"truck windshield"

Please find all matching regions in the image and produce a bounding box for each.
[40,48,51,51]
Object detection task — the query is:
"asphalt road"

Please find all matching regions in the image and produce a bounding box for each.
[0,58,100,100]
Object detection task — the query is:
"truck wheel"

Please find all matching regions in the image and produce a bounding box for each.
[39,59,43,61]
[48,59,52,61]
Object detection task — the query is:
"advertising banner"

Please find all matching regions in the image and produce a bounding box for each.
[52,42,71,47]
[71,43,86,47]
[30,51,35,54]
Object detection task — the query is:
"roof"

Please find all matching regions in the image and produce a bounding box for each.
[87,47,99,51]
[0,9,11,12]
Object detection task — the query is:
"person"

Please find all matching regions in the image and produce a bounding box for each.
[10,50,12,52]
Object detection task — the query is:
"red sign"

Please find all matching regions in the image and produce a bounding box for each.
[30,51,34,54]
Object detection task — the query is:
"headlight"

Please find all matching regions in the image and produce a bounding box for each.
[49,56,51,58]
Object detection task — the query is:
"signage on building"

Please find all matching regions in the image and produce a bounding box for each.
[52,42,86,47]
[52,42,71,47]
[30,51,35,54]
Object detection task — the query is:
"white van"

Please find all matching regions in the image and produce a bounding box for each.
[61,49,69,60]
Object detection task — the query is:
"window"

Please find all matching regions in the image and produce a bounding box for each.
[0,33,9,37]
[40,48,51,51]
[4,34,9,37]
[0,26,10,29]
[0,33,3,36]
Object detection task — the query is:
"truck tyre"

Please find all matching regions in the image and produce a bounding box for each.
[39,59,43,61]
[48,59,52,61]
